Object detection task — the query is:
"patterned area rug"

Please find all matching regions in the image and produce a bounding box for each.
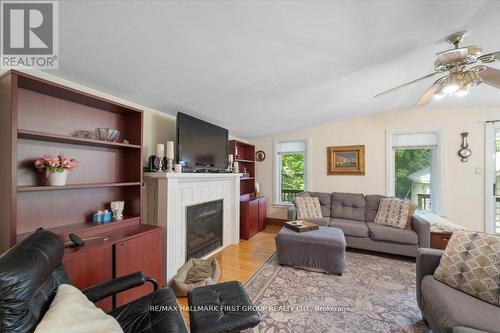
[244,251,430,333]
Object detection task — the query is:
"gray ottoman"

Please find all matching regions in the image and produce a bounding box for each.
[275,226,346,275]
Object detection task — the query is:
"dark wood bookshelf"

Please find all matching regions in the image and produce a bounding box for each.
[229,141,267,239]
[1,70,164,310]
[0,70,145,251]
[229,140,256,196]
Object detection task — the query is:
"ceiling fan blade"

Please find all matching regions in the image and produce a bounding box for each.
[478,51,500,64]
[414,77,447,107]
[477,66,500,89]
[374,72,440,98]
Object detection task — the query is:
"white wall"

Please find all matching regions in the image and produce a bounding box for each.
[252,107,500,232]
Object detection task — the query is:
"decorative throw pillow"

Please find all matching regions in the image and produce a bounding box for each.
[292,192,310,204]
[405,203,417,229]
[434,230,500,306]
[185,258,215,284]
[374,198,412,229]
[295,197,323,219]
[34,284,123,333]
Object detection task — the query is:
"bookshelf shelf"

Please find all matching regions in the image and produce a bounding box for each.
[18,129,141,149]
[18,182,141,192]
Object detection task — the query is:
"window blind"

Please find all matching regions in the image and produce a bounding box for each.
[392,132,438,148]
[276,140,307,153]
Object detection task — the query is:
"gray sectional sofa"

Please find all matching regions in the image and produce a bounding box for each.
[287,192,430,257]
[417,248,500,333]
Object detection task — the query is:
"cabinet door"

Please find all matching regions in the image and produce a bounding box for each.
[240,199,259,240]
[248,200,259,238]
[258,197,267,231]
[63,246,113,312]
[114,230,163,307]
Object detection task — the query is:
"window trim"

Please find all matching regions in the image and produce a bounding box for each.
[273,138,311,207]
[484,122,500,234]
[386,129,446,216]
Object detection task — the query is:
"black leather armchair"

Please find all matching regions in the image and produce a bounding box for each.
[0,229,188,333]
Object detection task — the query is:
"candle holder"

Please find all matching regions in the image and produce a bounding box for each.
[228,154,234,172]
[156,157,164,172]
[164,158,174,173]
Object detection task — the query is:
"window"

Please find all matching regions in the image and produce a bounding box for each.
[394,148,432,210]
[387,131,443,214]
[274,140,309,205]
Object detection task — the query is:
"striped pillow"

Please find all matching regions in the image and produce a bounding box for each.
[374,198,412,229]
[295,197,323,219]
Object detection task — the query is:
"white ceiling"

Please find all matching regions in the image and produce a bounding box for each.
[51,0,500,138]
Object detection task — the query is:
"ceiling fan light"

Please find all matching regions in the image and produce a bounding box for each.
[442,82,460,94]
[434,92,446,100]
[454,88,469,97]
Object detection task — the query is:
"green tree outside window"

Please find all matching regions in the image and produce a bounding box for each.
[280,153,305,202]
[394,148,432,200]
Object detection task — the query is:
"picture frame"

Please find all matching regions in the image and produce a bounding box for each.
[327,145,365,175]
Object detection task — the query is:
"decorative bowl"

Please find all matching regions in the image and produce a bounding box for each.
[95,128,120,142]
[73,130,96,139]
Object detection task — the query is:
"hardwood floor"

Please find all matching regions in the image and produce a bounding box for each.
[177,224,281,321]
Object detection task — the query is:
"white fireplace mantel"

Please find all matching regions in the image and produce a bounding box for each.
[144,172,241,281]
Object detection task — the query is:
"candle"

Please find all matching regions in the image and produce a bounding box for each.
[228,154,234,163]
[166,141,174,160]
[156,144,164,158]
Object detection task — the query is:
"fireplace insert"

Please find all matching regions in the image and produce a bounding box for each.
[186,199,223,260]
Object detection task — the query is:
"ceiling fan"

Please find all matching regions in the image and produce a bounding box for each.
[375,31,500,106]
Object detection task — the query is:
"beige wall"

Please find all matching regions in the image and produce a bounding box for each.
[252,107,500,232]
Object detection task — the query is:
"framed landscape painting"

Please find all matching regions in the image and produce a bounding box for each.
[327,145,365,175]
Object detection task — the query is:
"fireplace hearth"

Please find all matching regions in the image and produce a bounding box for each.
[186,199,223,260]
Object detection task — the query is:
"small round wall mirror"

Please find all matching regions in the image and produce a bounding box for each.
[256,150,266,162]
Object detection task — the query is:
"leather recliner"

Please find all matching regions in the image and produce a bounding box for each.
[0,229,188,333]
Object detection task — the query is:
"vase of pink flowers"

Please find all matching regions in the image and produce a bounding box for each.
[34,154,79,186]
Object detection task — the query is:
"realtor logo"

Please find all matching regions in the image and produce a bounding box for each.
[1,1,58,69]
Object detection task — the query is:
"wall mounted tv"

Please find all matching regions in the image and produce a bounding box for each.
[176,112,229,171]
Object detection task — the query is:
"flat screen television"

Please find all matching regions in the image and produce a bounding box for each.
[176,112,228,171]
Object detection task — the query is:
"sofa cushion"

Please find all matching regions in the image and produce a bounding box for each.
[301,217,331,226]
[365,194,387,222]
[421,275,500,333]
[295,197,323,219]
[367,223,418,245]
[434,230,500,306]
[329,218,369,238]
[298,192,332,217]
[374,198,413,229]
[331,192,366,221]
